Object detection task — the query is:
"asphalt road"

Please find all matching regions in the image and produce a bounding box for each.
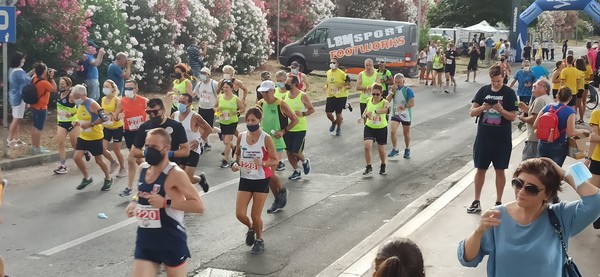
[0,65,543,277]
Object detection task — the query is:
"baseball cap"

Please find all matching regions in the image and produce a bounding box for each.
[257,80,276,92]
[200,67,211,75]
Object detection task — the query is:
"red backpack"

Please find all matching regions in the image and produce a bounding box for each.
[536,105,566,142]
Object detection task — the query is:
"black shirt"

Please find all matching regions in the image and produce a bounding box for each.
[469,48,479,62]
[445,50,458,67]
[472,84,518,142]
[523,46,532,58]
[133,118,188,152]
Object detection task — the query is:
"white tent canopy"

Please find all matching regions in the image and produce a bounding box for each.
[462,20,499,33]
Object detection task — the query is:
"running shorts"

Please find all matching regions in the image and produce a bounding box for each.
[325,97,347,114]
[76,138,104,157]
[283,131,306,153]
[363,126,388,145]
[238,177,270,193]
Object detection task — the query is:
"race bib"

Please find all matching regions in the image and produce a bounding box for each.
[369,113,382,125]
[221,111,231,121]
[330,87,339,95]
[396,109,410,121]
[240,160,259,175]
[136,204,161,228]
[57,110,71,121]
[127,116,143,130]
[446,58,453,65]
[199,94,211,103]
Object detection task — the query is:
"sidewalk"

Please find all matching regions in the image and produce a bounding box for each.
[334,130,600,277]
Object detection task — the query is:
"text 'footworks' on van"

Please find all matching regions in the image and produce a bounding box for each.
[279,17,418,76]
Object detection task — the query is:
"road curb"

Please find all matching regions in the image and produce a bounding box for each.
[317,129,528,277]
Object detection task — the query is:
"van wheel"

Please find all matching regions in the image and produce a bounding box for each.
[290,58,311,74]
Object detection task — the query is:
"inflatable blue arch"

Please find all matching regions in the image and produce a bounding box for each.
[510,0,600,62]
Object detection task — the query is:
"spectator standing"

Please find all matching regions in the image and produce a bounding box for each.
[186,39,208,79]
[559,55,580,108]
[30,63,58,154]
[479,37,486,61]
[533,39,540,59]
[542,39,549,60]
[374,238,425,277]
[418,47,427,84]
[587,41,597,71]
[549,38,556,60]
[522,41,532,61]
[80,41,105,101]
[7,51,32,147]
[107,52,132,96]
[485,37,494,63]
[551,61,565,98]
[562,40,568,60]
[466,43,480,82]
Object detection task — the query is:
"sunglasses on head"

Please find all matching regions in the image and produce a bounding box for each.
[511,178,545,196]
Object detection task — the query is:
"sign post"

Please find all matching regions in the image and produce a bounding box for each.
[0,4,16,158]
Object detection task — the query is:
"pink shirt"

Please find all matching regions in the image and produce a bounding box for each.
[588,49,597,70]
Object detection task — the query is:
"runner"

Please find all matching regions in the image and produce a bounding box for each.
[256,80,298,213]
[121,80,149,197]
[357,59,380,116]
[288,61,310,91]
[325,58,351,136]
[444,43,459,93]
[193,67,218,151]
[171,93,212,192]
[167,63,194,115]
[359,84,390,175]
[215,80,245,168]
[54,76,80,174]
[256,71,271,102]
[426,41,437,86]
[560,55,580,108]
[100,80,126,177]
[283,76,315,180]
[126,128,204,277]
[231,107,279,254]
[377,61,393,98]
[387,74,415,159]
[218,65,249,101]
[274,70,289,171]
[70,85,114,191]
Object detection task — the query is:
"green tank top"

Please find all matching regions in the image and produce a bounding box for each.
[365,98,387,129]
[359,71,378,104]
[433,55,443,69]
[217,94,239,124]
[261,100,286,149]
[172,79,191,107]
[274,87,288,100]
[284,92,307,132]
[56,92,77,123]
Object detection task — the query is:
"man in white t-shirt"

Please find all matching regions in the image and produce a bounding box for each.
[192,67,219,151]
[426,41,437,86]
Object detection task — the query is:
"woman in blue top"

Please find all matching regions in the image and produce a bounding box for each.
[7,51,33,147]
[458,158,600,277]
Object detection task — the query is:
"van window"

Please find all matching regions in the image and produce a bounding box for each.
[306,28,328,45]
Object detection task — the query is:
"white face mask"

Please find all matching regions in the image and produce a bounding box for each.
[124,89,135,98]
[199,74,208,81]
[223,74,231,80]
[524,66,530,71]
[102,88,112,96]
[329,63,336,70]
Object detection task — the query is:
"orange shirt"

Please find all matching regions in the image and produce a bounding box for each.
[30,76,54,110]
[121,95,148,131]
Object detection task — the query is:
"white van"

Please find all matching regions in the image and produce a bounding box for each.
[278,17,419,76]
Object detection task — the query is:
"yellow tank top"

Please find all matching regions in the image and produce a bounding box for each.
[77,100,104,141]
[101,96,123,129]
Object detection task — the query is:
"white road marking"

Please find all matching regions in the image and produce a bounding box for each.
[329,192,369,198]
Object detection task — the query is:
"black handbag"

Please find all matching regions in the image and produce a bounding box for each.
[548,209,583,277]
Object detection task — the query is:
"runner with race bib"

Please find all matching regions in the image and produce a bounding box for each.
[121,80,148,197]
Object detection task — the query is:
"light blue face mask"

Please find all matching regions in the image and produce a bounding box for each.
[276,82,285,88]
[566,162,592,188]
[75,98,84,106]
[199,74,207,81]
[178,103,188,113]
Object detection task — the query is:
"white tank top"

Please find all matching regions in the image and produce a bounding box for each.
[173,111,201,154]
[194,79,218,109]
[239,131,271,180]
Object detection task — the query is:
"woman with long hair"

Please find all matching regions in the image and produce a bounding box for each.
[551,60,565,99]
[101,79,126,177]
[54,76,80,174]
[168,63,194,114]
[374,238,425,277]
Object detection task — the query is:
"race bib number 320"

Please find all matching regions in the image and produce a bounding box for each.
[136,204,161,228]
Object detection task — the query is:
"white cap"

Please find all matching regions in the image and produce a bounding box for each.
[200,67,211,75]
[257,80,276,92]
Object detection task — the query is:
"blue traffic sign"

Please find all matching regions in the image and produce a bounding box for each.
[0,6,16,43]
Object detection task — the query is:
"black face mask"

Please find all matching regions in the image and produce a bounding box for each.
[173,73,182,79]
[150,116,163,126]
[247,124,260,132]
[285,84,292,90]
[145,147,165,165]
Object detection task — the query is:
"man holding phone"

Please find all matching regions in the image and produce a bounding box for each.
[107,52,132,96]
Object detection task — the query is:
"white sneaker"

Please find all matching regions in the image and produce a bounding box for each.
[109,162,119,174]
[116,168,128,178]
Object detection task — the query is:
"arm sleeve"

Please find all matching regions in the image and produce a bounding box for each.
[555,192,600,238]
[560,70,566,80]
[133,124,148,149]
[457,229,493,267]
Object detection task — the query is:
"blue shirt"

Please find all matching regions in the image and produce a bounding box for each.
[541,103,576,143]
[531,65,549,80]
[107,63,124,94]
[458,193,600,277]
[186,45,202,69]
[514,69,536,96]
[8,68,32,106]
[485,38,494,48]
[83,53,99,79]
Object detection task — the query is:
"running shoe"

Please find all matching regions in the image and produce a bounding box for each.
[593,217,600,229]
[379,164,386,175]
[403,149,411,159]
[16,139,27,146]
[466,200,481,214]
[288,170,301,180]
[517,122,524,130]
[116,168,128,178]
[220,159,230,168]
[77,178,94,190]
[363,165,373,175]
[246,229,256,246]
[32,147,50,155]
[302,158,311,175]
[119,187,132,197]
[6,139,18,148]
[495,202,502,206]
[335,128,341,136]
[251,239,265,255]
[267,198,280,213]
[278,188,288,209]
[444,90,450,94]
[54,164,68,175]
[199,173,209,193]
[109,161,119,174]
[276,161,286,171]
[84,151,91,161]
[388,149,400,158]
[347,103,353,112]
[101,178,114,191]
[329,123,336,132]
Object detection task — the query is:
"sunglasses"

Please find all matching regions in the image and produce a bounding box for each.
[371,93,381,97]
[511,178,545,196]
[330,62,337,64]
[145,109,161,116]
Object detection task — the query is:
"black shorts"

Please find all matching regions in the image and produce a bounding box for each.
[391,115,411,125]
[134,245,190,267]
[445,65,456,76]
[178,151,200,167]
[467,61,478,71]
[124,130,138,149]
[360,103,367,116]
[552,89,558,99]
[364,126,388,145]
[58,121,74,132]
[473,137,511,169]
[577,89,584,98]
[433,68,444,73]
[283,131,306,153]
[220,121,238,135]
[76,138,104,156]
[199,108,215,127]
[590,159,600,175]
[238,177,270,193]
[104,127,124,142]
[568,95,577,106]
[325,97,347,114]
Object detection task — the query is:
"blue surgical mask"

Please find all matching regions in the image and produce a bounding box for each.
[199,74,208,81]
[75,98,84,106]
[276,82,285,88]
[291,68,299,74]
[178,103,188,113]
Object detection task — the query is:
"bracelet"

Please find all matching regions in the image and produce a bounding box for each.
[168,151,174,159]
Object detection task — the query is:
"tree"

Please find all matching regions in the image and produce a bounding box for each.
[427,0,512,27]
[227,0,271,73]
[381,0,417,22]
[202,0,239,67]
